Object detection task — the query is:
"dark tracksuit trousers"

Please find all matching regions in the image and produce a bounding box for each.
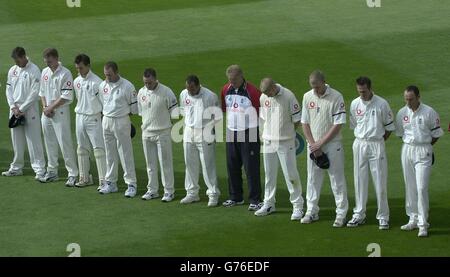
[226,127,261,204]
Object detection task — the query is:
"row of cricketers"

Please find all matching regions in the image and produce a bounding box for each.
[2,47,444,237]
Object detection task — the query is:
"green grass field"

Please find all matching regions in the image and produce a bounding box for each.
[0,0,448,257]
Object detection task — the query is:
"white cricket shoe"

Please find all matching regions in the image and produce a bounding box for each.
[65,176,77,187]
[180,194,200,204]
[99,182,118,194]
[379,219,390,230]
[39,172,58,183]
[75,175,94,188]
[124,184,137,198]
[254,204,275,216]
[207,195,219,207]
[2,169,23,177]
[161,193,175,202]
[97,180,107,191]
[418,227,428,237]
[35,173,46,181]
[301,213,319,224]
[346,216,366,227]
[141,191,159,200]
[291,207,304,221]
[401,222,418,231]
[333,216,346,228]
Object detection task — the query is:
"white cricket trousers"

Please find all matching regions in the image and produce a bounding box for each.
[9,102,45,175]
[75,113,107,184]
[262,139,303,208]
[41,105,78,177]
[183,140,220,197]
[352,138,389,221]
[142,130,175,194]
[102,116,137,185]
[305,140,348,218]
[401,143,433,228]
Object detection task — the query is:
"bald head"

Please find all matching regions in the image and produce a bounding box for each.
[260,77,278,97]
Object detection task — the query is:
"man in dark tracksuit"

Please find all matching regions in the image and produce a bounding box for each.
[221,65,262,211]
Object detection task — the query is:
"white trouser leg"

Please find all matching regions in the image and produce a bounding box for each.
[114,117,136,185]
[143,137,159,193]
[368,140,389,221]
[157,132,174,194]
[10,122,25,172]
[414,145,432,228]
[85,114,106,184]
[184,141,200,196]
[352,139,369,220]
[401,144,418,223]
[76,114,92,182]
[103,117,119,183]
[278,139,303,209]
[306,145,325,215]
[41,112,59,174]
[199,141,220,197]
[23,104,45,175]
[263,140,279,206]
[52,106,78,177]
[324,141,349,218]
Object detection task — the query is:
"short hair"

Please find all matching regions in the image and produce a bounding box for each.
[43,48,59,59]
[104,61,119,73]
[356,76,372,89]
[405,85,420,97]
[11,47,26,59]
[74,54,91,66]
[185,75,200,86]
[226,64,243,77]
[260,77,276,94]
[309,70,325,82]
[143,68,157,79]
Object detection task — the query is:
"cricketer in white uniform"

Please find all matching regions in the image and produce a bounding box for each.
[99,62,138,197]
[73,54,107,189]
[179,75,222,207]
[255,78,304,221]
[138,68,178,202]
[347,77,395,230]
[396,85,443,237]
[2,47,45,179]
[38,48,78,186]
[300,70,349,227]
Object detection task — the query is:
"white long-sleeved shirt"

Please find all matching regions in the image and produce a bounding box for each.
[138,82,178,137]
[260,84,301,141]
[350,93,395,140]
[39,63,74,107]
[74,70,103,115]
[6,59,41,112]
[100,76,138,118]
[179,86,222,142]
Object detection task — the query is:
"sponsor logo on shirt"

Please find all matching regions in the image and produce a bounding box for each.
[403,116,410,123]
[308,102,315,109]
[265,100,270,107]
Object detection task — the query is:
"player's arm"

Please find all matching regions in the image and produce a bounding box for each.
[128,84,138,115]
[6,69,16,111]
[18,69,41,113]
[309,124,343,153]
[168,89,179,120]
[382,101,395,141]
